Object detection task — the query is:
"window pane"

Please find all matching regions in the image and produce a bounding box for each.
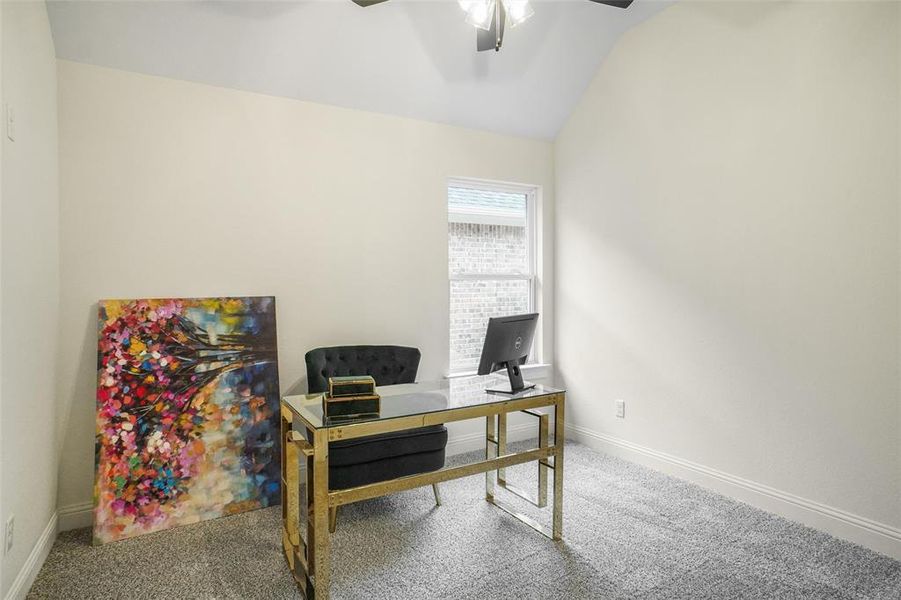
[449,279,531,372]
[448,187,528,276]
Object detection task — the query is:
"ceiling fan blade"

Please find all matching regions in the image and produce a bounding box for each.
[587,0,634,8]
[477,0,506,52]
[476,22,495,52]
[351,0,390,6]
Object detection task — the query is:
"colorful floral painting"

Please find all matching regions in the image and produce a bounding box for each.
[94,297,280,544]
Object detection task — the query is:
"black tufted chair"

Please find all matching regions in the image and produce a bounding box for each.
[305,345,448,532]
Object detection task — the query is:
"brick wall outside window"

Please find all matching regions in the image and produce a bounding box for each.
[449,222,528,275]
[449,222,530,372]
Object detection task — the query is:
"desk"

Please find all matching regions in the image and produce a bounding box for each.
[280,377,565,599]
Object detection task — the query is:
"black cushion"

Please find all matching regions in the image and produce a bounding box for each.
[329,425,448,467]
[304,345,447,490]
[329,448,446,490]
[305,345,421,394]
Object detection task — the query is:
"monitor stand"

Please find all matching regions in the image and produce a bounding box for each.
[486,362,536,395]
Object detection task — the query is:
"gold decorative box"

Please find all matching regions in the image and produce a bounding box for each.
[322,393,381,421]
[328,375,376,398]
[324,376,380,421]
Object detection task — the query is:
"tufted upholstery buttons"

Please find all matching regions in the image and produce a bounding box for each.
[305,345,421,393]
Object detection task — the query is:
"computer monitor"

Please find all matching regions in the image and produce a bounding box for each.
[477,313,539,394]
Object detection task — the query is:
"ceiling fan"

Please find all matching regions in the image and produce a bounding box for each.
[351,0,635,53]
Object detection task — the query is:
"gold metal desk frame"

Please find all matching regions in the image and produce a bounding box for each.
[280,379,565,600]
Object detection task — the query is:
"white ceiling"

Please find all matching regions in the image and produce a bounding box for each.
[46,0,671,139]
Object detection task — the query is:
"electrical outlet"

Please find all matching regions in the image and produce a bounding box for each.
[5,515,14,554]
[615,399,625,419]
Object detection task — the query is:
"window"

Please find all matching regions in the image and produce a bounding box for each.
[448,179,537,373]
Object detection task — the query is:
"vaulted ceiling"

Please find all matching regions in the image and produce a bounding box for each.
[46,0,671,139]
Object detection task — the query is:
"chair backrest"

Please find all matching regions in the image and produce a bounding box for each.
[305,345,421,394]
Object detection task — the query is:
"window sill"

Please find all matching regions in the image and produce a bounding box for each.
[445,363,553,380]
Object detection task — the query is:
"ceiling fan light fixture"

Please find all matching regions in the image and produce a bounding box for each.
[358,0,633,53]
[502,0,534,27]
[459,0,496,31]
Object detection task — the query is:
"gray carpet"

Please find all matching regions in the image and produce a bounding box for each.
[28,441,901,599]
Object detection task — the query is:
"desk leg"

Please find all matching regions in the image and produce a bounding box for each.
[553,395,565,540]
[538,413,549,508]
[497,412,507,486]
[281,407,311,596]
[311,428,331,600]
[485,415,496,501]
[496,410,548,510]
[283,428,300,567]
[281,409,293,565]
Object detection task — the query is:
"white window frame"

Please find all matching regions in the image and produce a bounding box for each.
[447,177,540,375]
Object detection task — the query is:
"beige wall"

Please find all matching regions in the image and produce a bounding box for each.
[1,2,60,596]
[556,0,899,551]
[55,61,555,512]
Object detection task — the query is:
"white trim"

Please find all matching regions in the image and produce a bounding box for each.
[57,502,93,533]
[52,426,899,573]
[450,273,532,281]
[446,176,538,196]
[446,422,535,456]
[567,424,901,560]
[3,513,57,600]
[447,176,544,370]
[448,208,526,227]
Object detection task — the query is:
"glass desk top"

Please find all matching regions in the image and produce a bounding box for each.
[283,374,565,430]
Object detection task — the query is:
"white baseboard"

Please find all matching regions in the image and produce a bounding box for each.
[567,424,901,560]
[446,422,535,456]
[4,513,57,600]
[54,425,537,534]
[57,502,93,533]
[54,424,899,572]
